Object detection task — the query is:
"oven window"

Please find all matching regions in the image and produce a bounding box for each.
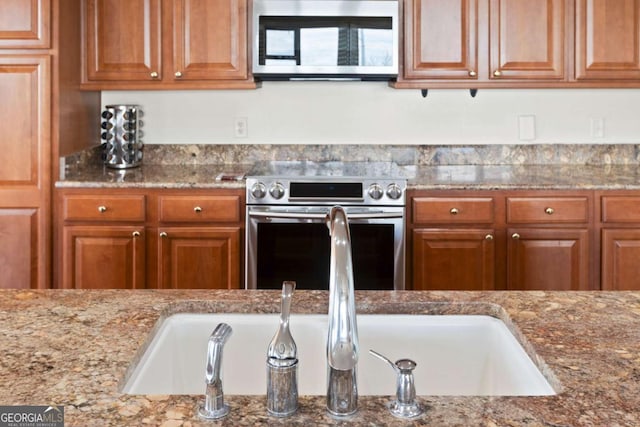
[256,222,394,290]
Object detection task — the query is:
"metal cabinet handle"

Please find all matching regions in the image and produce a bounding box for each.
[175,71,183,78]
[194,206,202,213]
[98,206,107,213]
[132,231,141,237]
[160,232,168,238]
[150,71,159,78]
[485,234,494,241]
[450,208,459,215]
[493,70,502,77]
[468,70,477,77]
[512,233,520,240]
[545,207,555,215]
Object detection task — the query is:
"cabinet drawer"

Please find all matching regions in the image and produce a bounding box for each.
[63,195,146,222]
[507,197,589,223]
[602,196,640,223]
[412,197,494,224]
[159,195,241,223]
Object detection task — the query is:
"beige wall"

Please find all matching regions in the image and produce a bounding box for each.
[102,83,640,145]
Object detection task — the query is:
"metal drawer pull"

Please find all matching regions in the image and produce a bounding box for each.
[485,234,493,241]
[194,206,202,213]
[98,206,107,213]
[160,232,168,238]
[132,231,141,237]
[150,71,159,78]
[545,207,555,215]
[175,71,183,78]
[450,208,459,215]
[512,233,520,240]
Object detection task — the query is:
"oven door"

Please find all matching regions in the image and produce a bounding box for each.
[246,206,405,290]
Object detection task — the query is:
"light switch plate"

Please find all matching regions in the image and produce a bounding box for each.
[518,115,536,141]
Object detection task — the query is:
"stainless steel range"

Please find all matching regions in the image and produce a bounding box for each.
[245,162,407,290]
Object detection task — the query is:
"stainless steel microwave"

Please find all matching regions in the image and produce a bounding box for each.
[252,0,399,80]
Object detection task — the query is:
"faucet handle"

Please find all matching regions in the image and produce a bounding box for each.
[369,349,424,419]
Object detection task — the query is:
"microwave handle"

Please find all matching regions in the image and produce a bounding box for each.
[248,211,403,220]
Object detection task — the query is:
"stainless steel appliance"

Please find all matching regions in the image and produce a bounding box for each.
[252,0,399,80]
[245,163,406,290]
[100,104,143,169]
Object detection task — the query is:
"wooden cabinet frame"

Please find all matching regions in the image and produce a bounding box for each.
[0,0,50,49]
[56,188,245,289]
[82,0,255,89]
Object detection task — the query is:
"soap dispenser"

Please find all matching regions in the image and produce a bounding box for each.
[266,281,298,417]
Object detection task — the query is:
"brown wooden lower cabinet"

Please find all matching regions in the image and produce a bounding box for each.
[158,227,241,289]
[601,229,640,291]
[507,228,590,291]
[62,225,145,289]
[56,188,245,289]
[412,229,495,291]
[0,208,39,289]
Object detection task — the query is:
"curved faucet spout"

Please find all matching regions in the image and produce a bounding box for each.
[326,206,359,416]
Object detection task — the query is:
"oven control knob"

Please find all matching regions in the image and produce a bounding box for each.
[250,182,267,199]
[368,183,384,200]
[269,182,285,199]
[386,183,403,200]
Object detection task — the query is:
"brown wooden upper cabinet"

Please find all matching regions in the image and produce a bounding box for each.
[489,0,566,81]
[400,0,568,85]
[399,0,640,87]
[575,0,640,80]
[0,0,50,49]
[82,0,254,89]
[403,0,478,80]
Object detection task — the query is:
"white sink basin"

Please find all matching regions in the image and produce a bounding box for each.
[122,313,556,396]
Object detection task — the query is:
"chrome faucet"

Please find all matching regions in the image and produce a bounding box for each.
[326,206,359,417]
[198,323,233,420]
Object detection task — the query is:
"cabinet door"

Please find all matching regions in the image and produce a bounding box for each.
[158,227,241,289]
[84,0,162,81]
[602,229,640,290]
[171,0,248,80]
[507,228,589,290]
[576,0,640,79]
[489,0,566,80]
[412,229,495,291]
[0,209,38,289]
[0,0,50,48]
[403,0,478,79]
[0,55,50,289]
[62,226,145,289]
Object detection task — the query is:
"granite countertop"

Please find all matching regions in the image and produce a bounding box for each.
[57,161,640,190]
[1,289,639,426]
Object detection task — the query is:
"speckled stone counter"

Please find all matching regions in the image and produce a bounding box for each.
[56,144,640,190]
[57,161,640,190]
[1,290,639,426]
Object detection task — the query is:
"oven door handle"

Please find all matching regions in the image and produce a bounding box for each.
[248,211,403,220]
[249,211,327,220]
[348,212,403,219]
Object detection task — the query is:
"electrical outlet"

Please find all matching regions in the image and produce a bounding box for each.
[590,117,605,138]
[234,117,248,138]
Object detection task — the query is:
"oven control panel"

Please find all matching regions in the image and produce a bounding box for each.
[246,177,406,206]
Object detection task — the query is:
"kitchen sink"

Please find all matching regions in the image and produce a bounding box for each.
[121,313,556,396]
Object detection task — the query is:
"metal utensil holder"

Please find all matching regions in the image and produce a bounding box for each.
[101,104,143,169]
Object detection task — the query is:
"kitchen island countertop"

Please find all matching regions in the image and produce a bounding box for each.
[0,289,639,426]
